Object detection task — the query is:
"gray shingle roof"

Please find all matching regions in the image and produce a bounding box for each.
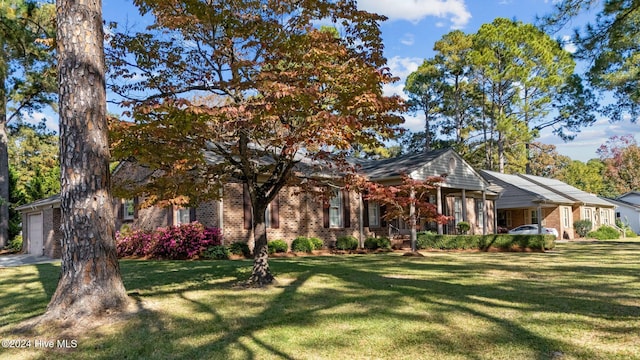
[519,174,615,207]
[481,170,573,204]
[15,194,61,211]
[357,148,451,179]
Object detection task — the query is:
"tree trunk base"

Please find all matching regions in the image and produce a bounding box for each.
[247,272,275,287]
[15,296,137,337]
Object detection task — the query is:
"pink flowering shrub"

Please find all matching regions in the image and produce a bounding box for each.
[116,230,153,257]
[116,222,223,260]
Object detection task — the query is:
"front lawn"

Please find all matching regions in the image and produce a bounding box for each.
[1,241,639,359]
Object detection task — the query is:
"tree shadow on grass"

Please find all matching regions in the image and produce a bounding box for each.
[3,242,639,359]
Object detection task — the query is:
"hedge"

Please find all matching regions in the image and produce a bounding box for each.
[416,233,555,251]
[587,225,621,240]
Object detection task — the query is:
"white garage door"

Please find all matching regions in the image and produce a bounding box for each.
[27,213,44,256]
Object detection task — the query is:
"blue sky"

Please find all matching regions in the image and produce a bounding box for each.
[94,1,631,161]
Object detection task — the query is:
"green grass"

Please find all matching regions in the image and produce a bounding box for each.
[1,241,640,359]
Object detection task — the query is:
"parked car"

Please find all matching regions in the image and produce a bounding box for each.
[508,224,559,238]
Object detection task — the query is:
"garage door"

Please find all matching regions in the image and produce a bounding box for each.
[27,213,44,256]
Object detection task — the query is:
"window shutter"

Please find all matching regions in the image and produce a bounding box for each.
[167,206,174,226]
[117,200,123,220]
[380,205,387,227]
[133,197,139,219]
[243,184,252,230]
[323,194,330,228]
[363,198,369,227]
[270,195,280,229]
[342,189,350,228]
[189,207,197,222]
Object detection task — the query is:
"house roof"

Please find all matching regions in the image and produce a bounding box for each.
[519,174,615,207]
[15,194,61,212]
[604,197,640,210]
[358,148,451,179]
[481,170,573,207]
[359,148,494,192]
[17,148,497,213]
[481,170,617,209]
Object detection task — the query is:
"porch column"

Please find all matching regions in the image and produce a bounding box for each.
[482,190,487,235]
[537,204,543,234]
[218,188,224,244]
[437,186,443,235]
[410,187,417,252]
[461,189,467,222]
[358,194,364,248]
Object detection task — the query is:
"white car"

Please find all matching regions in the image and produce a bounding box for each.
[508,224,559,238]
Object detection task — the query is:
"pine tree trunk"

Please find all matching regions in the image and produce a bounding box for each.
[249,200,274,286]
[45,0,128,320]
[0,81,8,248]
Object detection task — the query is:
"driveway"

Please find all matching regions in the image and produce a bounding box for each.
[0,254,58,267]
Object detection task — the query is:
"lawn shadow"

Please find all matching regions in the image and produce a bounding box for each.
[2,242,638,359]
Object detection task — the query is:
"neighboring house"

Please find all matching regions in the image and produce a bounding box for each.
[607,192,640,234]
[481,171,617,239]
[17,148,499,257]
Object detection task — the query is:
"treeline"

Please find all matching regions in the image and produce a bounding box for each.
[399,18,597,174]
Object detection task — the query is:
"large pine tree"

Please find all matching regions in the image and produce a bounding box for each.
[44,0,129,320]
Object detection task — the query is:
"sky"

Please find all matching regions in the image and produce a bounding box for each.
[33,0,637,162]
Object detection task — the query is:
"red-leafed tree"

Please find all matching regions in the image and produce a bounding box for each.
[365,175,452,251]
[107,0,404,286]
[597,135,640,196]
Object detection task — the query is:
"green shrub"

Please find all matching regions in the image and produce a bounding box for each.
[574,220,592,238]
[8,235,22,252]
[456,221,471,234]
[291,236,314,252]
[364,237,391,250]
[587,225,621,240]
[268,239,288,254]
[335,235,358,250]
[309,237,324,250]
[416,233,555,251]
[229,242,251,257]
[202,245,230,260]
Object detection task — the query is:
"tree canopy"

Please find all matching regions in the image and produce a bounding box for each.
[0,0,56,247]
[108,0,404,285]
[542,0,640,122]
[402,18,598,174]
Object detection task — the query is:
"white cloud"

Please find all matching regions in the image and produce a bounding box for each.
[358,0,472,28]
[21,112,58,134]
[561,35,577,54]
[400,33,415,46]
[382,56,423,98]
[387,56,423,80]
[402,113,425,132]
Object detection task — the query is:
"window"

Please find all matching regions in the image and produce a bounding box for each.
[584,208,592,221]
[454,198,462,224]
[176,208,191,225]
[601,210,610,225]
[368,201,380,227]
[563,207,571,228]
[475,199,484,228]
[123,199,135,220]
[329,190,343,228]
[265,203,272,229]
[530,209,539,225]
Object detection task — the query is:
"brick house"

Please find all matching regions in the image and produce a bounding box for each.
[481,170,617,239]
[17,148,500,257]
